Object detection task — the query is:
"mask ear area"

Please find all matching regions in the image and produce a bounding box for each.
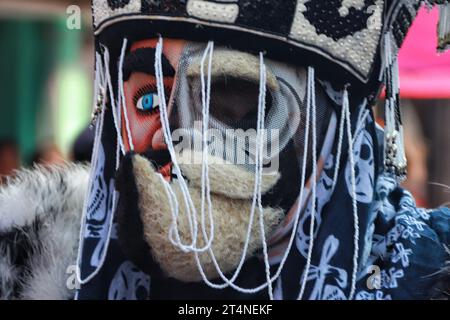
[115,152,163,277]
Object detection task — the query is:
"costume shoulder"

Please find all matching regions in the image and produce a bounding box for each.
[0,164,89,300]
[356,170,450,300]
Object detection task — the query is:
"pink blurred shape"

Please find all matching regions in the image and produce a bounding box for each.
[398,7,450,99]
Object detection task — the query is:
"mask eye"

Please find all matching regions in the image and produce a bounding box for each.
[136,93,160,112]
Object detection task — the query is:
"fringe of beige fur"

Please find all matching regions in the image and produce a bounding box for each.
[133,155,284,282]
[177,151,280,200]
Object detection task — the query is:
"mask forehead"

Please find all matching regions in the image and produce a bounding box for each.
[130,39,187,69]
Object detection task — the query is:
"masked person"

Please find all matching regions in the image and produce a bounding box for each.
[1,0,450,300]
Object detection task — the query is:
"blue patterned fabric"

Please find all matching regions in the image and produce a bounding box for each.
[276,111,450,300]
[76,95,450,299]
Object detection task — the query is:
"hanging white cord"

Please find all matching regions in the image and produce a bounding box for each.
[343,88,359,300]
[255,53,273,300]
[75,53,108,285]
[190,50,277,293]
[155,38,319,295]
[153,40,268,283]
[155,43,214,253]
[156,46,271,292]
[76,47,125,285]
[331,95,346,192]
[188,45,268,290]
[155,39,197,251]
[298,66,318,300]
[330,98,368,193]
[155,38,217,253]
[173,41,216,252]
[78,41,130,285]
[188,62,316,294]
[353,105,370,145]
[163,41,216,253]
[118,38,135,151]
[199,41,216,252]
[103,46,126,155]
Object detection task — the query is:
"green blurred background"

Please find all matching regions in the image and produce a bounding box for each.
[0,0,92,163]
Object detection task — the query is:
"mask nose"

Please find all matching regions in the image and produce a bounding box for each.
[151,127,167,150]
[142,148,173,180]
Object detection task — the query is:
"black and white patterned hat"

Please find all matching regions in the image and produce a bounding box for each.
[91,0,426,84]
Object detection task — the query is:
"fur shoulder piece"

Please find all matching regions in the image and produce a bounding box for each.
[0,164,89,300]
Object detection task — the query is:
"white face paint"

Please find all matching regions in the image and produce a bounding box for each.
[346,128,374,204]
[108,261,151,300]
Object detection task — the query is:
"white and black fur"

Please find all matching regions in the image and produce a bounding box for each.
[0,164,88,300]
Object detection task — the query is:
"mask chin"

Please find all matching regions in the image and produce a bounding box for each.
[116,151,284,283]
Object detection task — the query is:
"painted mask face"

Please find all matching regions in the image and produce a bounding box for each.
[116,38,333,282]
[120,39,187,178]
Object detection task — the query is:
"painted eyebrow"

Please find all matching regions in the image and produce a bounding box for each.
[122,47,175,81]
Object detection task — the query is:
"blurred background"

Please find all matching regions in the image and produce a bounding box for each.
[0,1,449,208]
[0,0,93,178]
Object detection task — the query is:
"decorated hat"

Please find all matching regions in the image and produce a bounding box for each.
[91,0,435,84]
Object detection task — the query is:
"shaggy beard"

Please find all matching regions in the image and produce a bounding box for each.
[115,151,284,282]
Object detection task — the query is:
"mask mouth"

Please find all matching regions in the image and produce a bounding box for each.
[141,149,173,180]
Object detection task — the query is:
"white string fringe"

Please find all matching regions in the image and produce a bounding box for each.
[331,91,346,193]
[160,41,217,254]
[103,45,126,156]
[383,32,407,181]
[343,88,359,300]
[118,38,135,151]
[190,46,271,292]
[256,53,273,300]
[193,50,316,295]
[76,46,123,285]
[76,52,108,285]
[155,38,200,252]
[199,41,216,253]
[297,66,318,300]
[155,37,318,295]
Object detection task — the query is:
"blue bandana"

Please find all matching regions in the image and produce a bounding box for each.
[276,110,450,300]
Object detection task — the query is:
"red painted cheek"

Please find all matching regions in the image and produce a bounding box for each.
[126,112,163,153]
[122,74,173,153]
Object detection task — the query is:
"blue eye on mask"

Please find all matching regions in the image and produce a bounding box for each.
[136,93,160,112]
